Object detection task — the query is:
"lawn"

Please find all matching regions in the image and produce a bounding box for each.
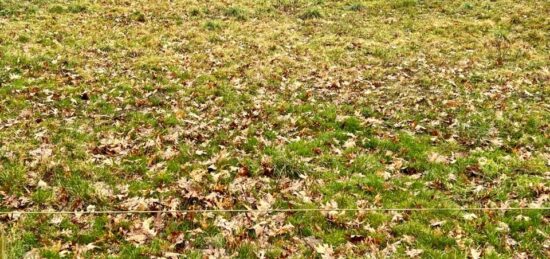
[0,0,549,258]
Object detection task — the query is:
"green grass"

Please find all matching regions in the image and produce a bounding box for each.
[0,0,549,257]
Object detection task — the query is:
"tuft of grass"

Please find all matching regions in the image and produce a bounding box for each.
[274,0,303,12]
[130,11,146,22]
[189,8,201,16]
[0,228,24,258]
[346,2,365,11]
[271,154,310,178]
[67,4,87,13]
[224,6,247,20]
[48,5,65,14]
[300,8,322,19]
[392,0,417,9]
[236,243,256,258]
[48,4,87,14]
[204,20,223,30]
[462,2,474,10]
[340,116,362,133]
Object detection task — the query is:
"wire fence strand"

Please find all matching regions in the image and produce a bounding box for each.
[1,207,549,215]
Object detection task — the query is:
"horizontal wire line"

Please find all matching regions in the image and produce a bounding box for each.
[1,207,549,215]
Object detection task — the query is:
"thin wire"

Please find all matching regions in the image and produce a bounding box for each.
[1,207,549,215]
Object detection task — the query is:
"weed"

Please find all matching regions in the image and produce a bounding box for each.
[491,28,510,67]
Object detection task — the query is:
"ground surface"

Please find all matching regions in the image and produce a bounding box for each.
[0,0,549,258]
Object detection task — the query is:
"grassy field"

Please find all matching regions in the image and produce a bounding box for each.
[0,0,549,257]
